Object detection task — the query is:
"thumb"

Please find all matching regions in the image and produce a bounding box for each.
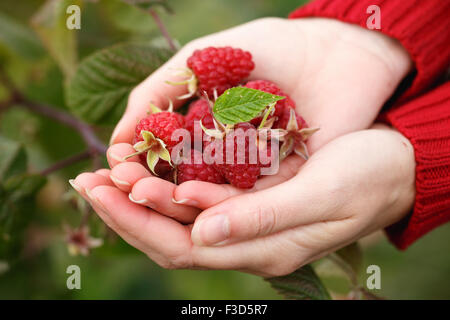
[190,171,336,246]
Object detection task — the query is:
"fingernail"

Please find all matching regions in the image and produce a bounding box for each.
[68,179,83,193]
[108,152,125,163]
[172,198,198,206]
[191,215,230,246]
[110,175,131,187]
[129,193,148,205]
[85,189,108,213]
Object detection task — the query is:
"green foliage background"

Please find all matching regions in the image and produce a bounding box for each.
[0,0,449,299]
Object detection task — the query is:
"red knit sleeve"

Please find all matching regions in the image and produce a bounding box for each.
[289,1,450,249]
[381,82,450,249]
[289,0,450,102]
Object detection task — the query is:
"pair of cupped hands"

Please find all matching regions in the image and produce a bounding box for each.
[71,18,416,277]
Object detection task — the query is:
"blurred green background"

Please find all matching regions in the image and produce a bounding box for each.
[0,0,449,300]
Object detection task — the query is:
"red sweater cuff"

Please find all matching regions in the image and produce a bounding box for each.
[381,82,450,249]
[289,0,450,102]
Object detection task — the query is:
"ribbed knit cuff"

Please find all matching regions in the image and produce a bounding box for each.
[381,82,450,249]
[289,0,450,102]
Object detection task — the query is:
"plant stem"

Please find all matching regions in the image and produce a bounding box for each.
[0,69,107,155]
[0,95,14,111]
[149,8,177,51]
[16,95,107,154]
[327,253,359,288]
[40,150,91,176]
[0,69,107,174]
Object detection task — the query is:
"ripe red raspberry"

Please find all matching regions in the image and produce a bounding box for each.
[184,99,215,138]
[244,80,295,126]
[134,112,183,149]
[176,149,225,184]
[187,46,255,98]
[208,122,266,189]
[132,112,184,175]
[173,112,185,128]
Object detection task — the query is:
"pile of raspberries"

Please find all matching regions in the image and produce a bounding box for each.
[128,46,317,189]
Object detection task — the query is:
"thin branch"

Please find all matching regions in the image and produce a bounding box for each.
[79,197,93,228]
[0,69,107,156]
[327,253,384,300]
[149,8,177,51]
[327,253,359,288]
[359,288,385,300]
[0,96,15,111]
[16,96,107,154]
[40,150,91,176]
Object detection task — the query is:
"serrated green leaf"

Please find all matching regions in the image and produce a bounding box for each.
[31,0,81,79]
[66,42,172,125]
[0,173,46,255]
[3,173,47,201]
[213,87,285,125]
[0,12,44,60]
[0,136,27,182]
[266,264,331,300]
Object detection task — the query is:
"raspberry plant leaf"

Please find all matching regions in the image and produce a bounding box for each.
[213,87,285,125]
[31,0,82,79]
[0,173,46,257]
[0,136,27,182]
[66,42,172,125]
[0,136,46,244]
[266,264,331,300]
[0,12,44,60]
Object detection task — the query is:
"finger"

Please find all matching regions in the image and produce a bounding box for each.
[71,172,192,267]
[70,172,115,198]
[84,187,160,256]
[173,155,304,209]
[110,162,152,192]
[110,48,198,145]
[190,167,347,246]
[94,168,111,178]
[107,143,141,168]
[81,182,296,275]
[130,177,200,224]
[88,185,193,268]
[190,224,315,277]
[70,172,126,234]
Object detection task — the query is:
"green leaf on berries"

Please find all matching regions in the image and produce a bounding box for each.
[66,42,173,125]
[213,87,285,125]
[266,264,331,300]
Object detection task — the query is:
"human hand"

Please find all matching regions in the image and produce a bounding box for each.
[109,17,412,151]
[101,17,413,226]
[71,124,416,277]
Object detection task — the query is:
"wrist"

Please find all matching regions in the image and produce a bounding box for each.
[371,124,416,228]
